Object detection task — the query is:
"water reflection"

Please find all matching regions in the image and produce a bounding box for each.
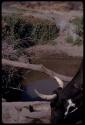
[22,79,64,101]
[22,55,82,86]
[21,55,82,101]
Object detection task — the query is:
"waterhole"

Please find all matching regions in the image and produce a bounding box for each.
[21,54,82,101]
[22,54,82,85]
[2,49,82,101]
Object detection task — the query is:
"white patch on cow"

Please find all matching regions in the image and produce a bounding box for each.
[70,107,78,114]
[64,99,75,116]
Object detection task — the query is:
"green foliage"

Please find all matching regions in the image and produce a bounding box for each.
[71,17,83,37]
[73,37,83,46]
[66,17,83,46]
[32,23,59,44]
[2,15,59,47]
[14,20,34,39]
[66,35,83,46]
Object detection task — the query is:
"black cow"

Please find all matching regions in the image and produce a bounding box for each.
[35,61,83,124]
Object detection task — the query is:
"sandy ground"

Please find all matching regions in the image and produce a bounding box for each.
[2,101,51,123]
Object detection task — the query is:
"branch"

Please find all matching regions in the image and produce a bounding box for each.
[2,59,72,82]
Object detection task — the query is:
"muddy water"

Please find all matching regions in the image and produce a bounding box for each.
[21,54,82,101]
[22,54,82,86]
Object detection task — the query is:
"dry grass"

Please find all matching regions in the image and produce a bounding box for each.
[17,2,83,12]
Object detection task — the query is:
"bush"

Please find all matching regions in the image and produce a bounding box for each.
[71,17,83,37]
[2,65,27,101]
[66,17,83,46]
[14,20,34,39]
[34,23,59,43]
[66,35,83,46]
[2,15,59,47]
[73,37,83,46]
[2,65,26,92]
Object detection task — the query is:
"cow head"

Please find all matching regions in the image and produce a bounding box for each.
[34,62,83,124]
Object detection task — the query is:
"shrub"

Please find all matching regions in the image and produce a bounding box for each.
[66,35,83,46]
[2,15,59,47]
[73,37,83,46]
[14,20,34,39]
[71,17,83,37]
[66,17,83,46]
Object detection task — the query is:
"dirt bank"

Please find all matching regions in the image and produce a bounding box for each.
[25,44,83,58]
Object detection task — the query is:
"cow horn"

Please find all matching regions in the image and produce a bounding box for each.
[34,89,57,100]
[54,76,64,88]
